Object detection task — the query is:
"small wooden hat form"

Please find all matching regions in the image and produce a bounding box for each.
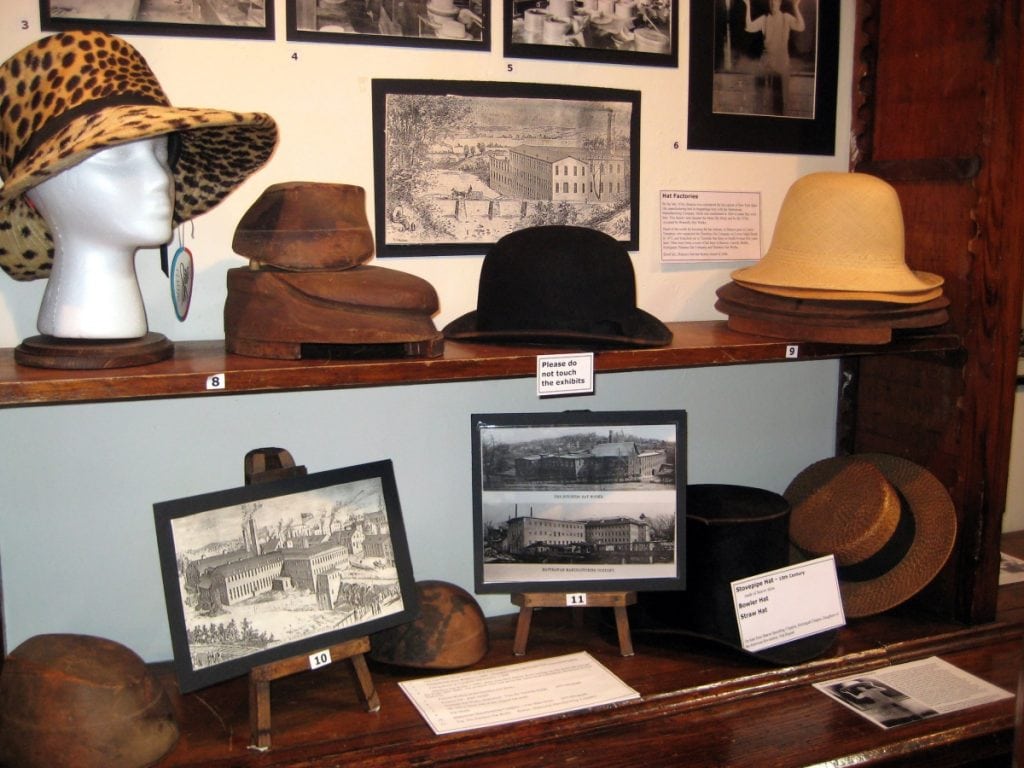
[232,182,375,271]
[369,580,488,669]
[225,182,444,360]
[0,634,179,768]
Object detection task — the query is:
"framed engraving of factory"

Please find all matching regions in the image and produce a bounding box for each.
[39,0,274,39]
[471,410,686,594]
[286,0,489,50]
[687,0,839,155]
[504,0,677,66]
[373,79,640,256]
[153,460,418,692]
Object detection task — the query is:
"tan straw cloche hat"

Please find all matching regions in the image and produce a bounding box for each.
[732,172,944,298]
[784,453,957,618]
[0,31,278,281]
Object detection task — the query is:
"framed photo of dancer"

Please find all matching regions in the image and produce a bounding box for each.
[471,409,686,594]
[687,0,839,155]
[153,460,418,692]
[39,0,274,39]
[286,0,490,51]
[503,0,678,67]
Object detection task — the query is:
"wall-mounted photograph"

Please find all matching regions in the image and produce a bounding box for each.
[373,79,640,257]
[153,460,418,692]
[503,0,677,67]
[687,0,838,155]
[286,0,489,50]
[471,410,686,594]
[39,0,273,39]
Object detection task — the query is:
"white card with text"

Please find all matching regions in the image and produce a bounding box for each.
[536,353,594,397]
[731,555,845,653]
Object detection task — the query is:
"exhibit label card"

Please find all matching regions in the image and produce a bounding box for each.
[398,651,640,734]
[536,353,594,397]
[731,555,845,653]
[659,189,761,263]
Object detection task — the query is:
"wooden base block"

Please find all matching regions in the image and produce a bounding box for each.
[14,333,173,369]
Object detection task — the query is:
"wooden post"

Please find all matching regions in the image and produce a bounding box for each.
[248,636,380,751]
[511,591,637,657]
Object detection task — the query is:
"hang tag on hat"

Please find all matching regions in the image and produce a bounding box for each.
[730,555,845,654]
[169,245,194,321]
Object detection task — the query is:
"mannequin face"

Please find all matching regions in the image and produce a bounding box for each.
[26,135,175,250]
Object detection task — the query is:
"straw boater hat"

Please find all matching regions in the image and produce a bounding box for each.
[0,30,278,281]
[732,172,944,300]
[784,454,957,618]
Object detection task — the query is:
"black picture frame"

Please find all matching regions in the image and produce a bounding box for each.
[39,0,274,40]
[471,409,686,594]
[687,0,839,155]
[372,79,640,257]
[153,460,419,693]
[503,0,677,67]
[285,0,490,51]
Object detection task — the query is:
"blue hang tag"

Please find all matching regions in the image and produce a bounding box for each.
[170,246,194,321]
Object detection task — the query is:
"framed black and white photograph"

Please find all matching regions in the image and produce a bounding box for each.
[39,0,274,39]
[687,0,839,155]
[153,460,418,692]
[286,0,489,50]
[373,80,640,257]
[503,0,676,67]
[471,410,686,594]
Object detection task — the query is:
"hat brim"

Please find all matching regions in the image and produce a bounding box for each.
[0,105,277,281]
[785,453,957,618]
[732,261,944,296]
[731,277,945,304]
[627,598,838,666]
[442,307,673,348]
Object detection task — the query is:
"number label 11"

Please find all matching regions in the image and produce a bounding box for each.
[566,593,588,606]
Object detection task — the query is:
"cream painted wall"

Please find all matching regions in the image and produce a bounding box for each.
[0,1,855,661]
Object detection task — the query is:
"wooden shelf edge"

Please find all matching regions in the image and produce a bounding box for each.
[0,322,962,408]
[153,612,1021,768]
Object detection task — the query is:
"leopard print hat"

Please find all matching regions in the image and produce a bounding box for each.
[0,31,279,281]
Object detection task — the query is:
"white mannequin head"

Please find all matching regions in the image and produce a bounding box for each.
[25,135,175,339]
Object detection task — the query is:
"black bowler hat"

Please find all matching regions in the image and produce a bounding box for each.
[442,225,672,348]
[631,484,837,666]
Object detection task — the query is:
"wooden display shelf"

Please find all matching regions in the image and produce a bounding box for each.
[152,594,1023,768]
[0,322,961,407]
[150,535,1024,767]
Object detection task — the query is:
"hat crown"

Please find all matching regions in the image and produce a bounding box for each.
[729,172,943,295]
[0,31,169,181]
[768,172,906,269]
[477,225,637,335]
[232,182,375,269]
[788,459,902,565]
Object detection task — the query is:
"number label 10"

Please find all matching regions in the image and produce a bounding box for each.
[309,649,332,670]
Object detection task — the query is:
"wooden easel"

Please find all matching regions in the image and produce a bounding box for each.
[243,448,380,751]
[511,591,637,657]
[249,636,380,751]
